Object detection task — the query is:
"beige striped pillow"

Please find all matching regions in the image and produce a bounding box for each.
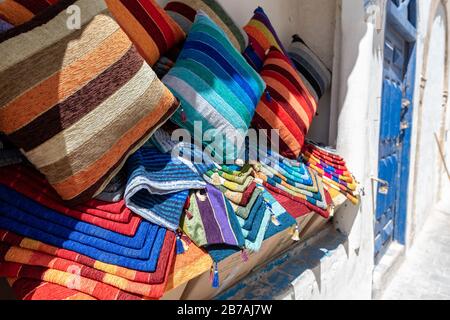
[0,0,179,204]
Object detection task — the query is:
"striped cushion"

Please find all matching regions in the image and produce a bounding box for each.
[243,6,288,71]
[165,0,247,52]
[0,0,58,26]
[252,48,318,159]
[288,35,331,99]
[163,12,265,163]
[105,0,185,66]
[0,0,179,204]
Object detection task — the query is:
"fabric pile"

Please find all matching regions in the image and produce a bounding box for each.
[301,142,360,205]
[0,166,176,300]
[203,164,273,254]
[0,0,360,300]
[253,151,332,219]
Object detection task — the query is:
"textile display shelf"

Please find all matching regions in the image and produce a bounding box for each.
[160,189,347,300]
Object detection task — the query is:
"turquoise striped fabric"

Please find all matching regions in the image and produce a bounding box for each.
[163,11,265,163]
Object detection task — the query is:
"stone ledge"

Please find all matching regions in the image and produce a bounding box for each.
[216,225,351,300]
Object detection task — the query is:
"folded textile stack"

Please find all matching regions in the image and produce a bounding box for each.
[203,164,272,254]
[0,165,176,300]
[252,151,332,219]
[301,142,359,205]
[125,145,209,232]
[6,277,97,300]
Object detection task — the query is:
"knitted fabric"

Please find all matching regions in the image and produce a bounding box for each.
[202,175,258,207]
[125,145,206,231]
[105,0,185,66]
[0,230,175,286]
[165,0,247,52]
[204,170,254,193]
[262,182,330,218]
[163,11,265,163]
[7,277,96,300]
[243,6,289,71]
[0,0,180,204]
[288,35,331,100]
[0,261,143,300]
[252,48,318,159]
[0,0,57,26]
[255,171,329,212]
[233,187,263,219]
[0,236,175,299]
[0,166,141,236]
[301,142,359,205]
[269,189,314,219]
[180,184,245,248]
[0,197,168,272]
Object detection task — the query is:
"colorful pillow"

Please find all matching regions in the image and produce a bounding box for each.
[252,48,318,159]
[243,6,288,71]
[163,11,265,163]
[0,0,179,204]
[105,0,185,66]
[164,0,247,52]
[288,35,331,99]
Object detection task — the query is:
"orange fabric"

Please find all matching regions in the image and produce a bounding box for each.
[165,243,212,291]
[104,0,160,65]
[264,77,312,130]
[0,0,34,26]
[265,57,318,111]
[256,100,302,155]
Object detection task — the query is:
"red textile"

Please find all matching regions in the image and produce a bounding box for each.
[0,165,142,235]
[0,229,176,286]
[263,182,331,219]
[9,278,96,300]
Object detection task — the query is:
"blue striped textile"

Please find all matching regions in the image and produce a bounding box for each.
[0,188,166,272]
[163,11,265,163]
[125,146,207,231]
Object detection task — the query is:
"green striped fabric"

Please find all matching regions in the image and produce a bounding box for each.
[163,12,265,163]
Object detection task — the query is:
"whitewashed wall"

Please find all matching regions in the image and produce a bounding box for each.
[406,0,449,248]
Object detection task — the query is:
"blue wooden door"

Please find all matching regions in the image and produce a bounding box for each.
[375,0,416,264]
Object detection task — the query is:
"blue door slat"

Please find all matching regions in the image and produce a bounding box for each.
[375,0,416,264]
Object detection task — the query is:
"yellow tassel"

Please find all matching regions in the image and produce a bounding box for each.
[271,214,281,226]
[181,237,190,252]
[329,205,335,217]
[291,225,300,242]
[211,173,222,185]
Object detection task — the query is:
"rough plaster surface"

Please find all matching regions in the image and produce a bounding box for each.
[218,228,372,300]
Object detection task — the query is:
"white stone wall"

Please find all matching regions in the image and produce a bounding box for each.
[406,0,449,248]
